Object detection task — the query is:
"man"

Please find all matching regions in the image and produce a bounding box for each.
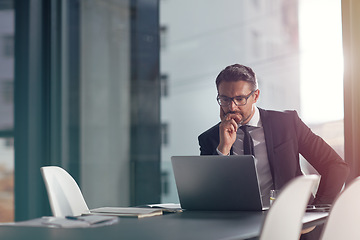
[198,63,349,206]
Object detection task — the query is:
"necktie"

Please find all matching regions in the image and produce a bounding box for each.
[239,125,255,156]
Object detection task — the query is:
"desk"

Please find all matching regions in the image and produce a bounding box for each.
[0,211,327,240]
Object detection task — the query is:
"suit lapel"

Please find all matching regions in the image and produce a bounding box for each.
[259,108,277,188]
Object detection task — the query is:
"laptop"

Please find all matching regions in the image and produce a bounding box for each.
[171,155,267,211]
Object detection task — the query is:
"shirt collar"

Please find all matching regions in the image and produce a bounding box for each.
[246,106,262,128]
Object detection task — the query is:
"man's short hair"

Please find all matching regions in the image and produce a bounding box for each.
[215,64,258,91]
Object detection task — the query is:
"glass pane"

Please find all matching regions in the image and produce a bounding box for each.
[62,0,159,208]
[0,0,14,222]
[299,0,344,173]
[78,0,132,208]
[0,138,13,222]
[160,0,343,202]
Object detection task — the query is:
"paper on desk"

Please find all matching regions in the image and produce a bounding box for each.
[146,203,181,209]
[89,207,163,218]
[138,203,182,213]
[148,203,182,213]
[302,212,328,224]
[0,215,118,228]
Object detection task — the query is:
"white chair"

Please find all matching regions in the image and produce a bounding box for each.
[320,176,360,240]
[259,175,320,240]
[40,166,90,217]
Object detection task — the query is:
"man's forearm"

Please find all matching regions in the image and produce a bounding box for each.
[313,161,350,204]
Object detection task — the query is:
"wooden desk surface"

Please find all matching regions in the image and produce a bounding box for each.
[0,211,327,240]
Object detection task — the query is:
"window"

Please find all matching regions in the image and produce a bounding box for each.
[161,123,169,146]
[1,80,13,104]
[160,74,169,97]
[0,2,14,222]
[14,0,160,220]
[160,25,168,50]
[251,30,260,57]
[252,0,260,8]
[75,0,160,208]
[160,0,344,202]
[2,35,13,58]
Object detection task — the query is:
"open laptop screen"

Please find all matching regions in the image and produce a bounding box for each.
[171,155,266,211]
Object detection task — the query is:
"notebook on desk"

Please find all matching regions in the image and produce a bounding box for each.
[171,155,267,211]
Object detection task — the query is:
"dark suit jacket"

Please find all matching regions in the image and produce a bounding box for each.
[198,108,349,204]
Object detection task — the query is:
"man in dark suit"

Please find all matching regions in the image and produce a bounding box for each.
[198,64,349,239]
[198,63,349,205]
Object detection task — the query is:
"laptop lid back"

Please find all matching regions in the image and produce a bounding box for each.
[171,155,264,211]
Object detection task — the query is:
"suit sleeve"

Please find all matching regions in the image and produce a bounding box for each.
[198,124,221,155]
[198,134,218,155]
[293,111,349,204]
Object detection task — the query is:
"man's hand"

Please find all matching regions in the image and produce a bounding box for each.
[218,108,242,155]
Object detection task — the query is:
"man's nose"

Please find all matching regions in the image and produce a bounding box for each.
[229,100,238,111]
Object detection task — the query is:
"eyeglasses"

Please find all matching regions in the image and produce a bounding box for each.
[216,90,256,107]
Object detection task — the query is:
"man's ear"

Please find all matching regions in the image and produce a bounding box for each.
[253,89,260,102]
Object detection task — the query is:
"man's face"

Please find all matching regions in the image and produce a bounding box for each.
[217,80,259,125]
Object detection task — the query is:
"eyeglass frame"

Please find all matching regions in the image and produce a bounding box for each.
[216,89,257,107]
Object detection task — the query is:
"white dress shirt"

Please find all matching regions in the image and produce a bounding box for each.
[217,107,274,206]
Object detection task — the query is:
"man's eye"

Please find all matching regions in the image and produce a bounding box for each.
[235,97,245,101]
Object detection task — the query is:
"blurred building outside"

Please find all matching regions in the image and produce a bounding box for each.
[0,2,14,222]
[160,0,344,203]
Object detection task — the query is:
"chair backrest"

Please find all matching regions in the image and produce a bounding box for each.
[260,175,320,240]
[40,166,90,217]
[320,176,360,240]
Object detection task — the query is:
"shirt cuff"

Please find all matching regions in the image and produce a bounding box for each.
[216,148,230,156]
